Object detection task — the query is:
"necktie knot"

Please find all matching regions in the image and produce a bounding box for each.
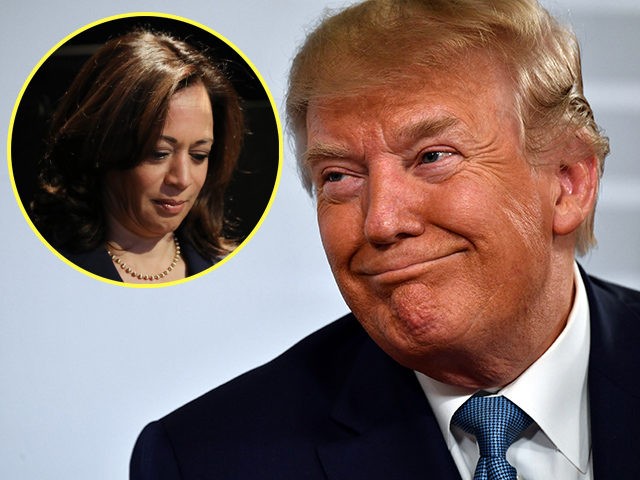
[452,395,533,479]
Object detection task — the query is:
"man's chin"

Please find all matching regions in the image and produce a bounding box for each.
[351,288,464,357]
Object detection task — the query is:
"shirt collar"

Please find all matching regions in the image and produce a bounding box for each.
[416,262,591,472]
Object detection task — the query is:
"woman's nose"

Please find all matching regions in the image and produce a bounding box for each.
[164,153,191,190]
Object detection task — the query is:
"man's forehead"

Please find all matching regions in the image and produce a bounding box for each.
[306,99,464,144]
[306,49,515,118]
[305,46,510,102]
[305,78,508,146]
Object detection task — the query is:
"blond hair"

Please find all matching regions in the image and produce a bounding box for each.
[287,0,609,255]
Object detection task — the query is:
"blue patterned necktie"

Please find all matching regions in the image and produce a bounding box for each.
[451,395,533,480]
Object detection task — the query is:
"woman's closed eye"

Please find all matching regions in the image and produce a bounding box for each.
[190,152,210,163]
[150,150,171,161]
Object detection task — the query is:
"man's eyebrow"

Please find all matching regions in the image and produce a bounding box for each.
[303,142,352,170]
[302,117,461,170]
[397,116,461,143]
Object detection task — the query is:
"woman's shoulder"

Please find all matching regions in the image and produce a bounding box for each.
[59,246,122,282]
[178,234,217,276]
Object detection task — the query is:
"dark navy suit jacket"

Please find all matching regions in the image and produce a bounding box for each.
[130,273,640,479]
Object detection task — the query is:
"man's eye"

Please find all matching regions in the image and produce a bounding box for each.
[420,151,452,164]
[315,169,362,202]
[325,172,345,183]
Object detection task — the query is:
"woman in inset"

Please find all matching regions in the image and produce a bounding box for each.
[31,29,244,283]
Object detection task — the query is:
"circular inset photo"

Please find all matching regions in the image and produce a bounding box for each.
[9,13,281,287]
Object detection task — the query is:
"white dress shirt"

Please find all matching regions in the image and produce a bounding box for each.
[416,263,592,479]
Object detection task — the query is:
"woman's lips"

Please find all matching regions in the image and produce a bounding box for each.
[152,199,187,215]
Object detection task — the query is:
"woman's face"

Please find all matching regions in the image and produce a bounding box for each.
[104,82,213,239]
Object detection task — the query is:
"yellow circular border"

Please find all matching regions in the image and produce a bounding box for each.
[7,12,283,289]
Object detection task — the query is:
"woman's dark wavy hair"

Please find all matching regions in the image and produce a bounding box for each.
[31,29,244,259]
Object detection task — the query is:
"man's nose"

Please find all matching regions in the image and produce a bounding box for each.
[363,166,425,245]
[164,153,191,190]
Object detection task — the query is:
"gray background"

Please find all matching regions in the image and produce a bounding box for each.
[1,1,638,479]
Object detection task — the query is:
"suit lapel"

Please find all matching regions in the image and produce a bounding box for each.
[317,337,461,480]
[584,273,640,477]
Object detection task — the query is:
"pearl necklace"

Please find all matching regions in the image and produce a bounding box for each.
[106,235,181,281]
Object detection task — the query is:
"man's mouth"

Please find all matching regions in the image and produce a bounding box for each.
[358,250,467,283]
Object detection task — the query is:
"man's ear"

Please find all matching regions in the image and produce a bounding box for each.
[552,131,599,236]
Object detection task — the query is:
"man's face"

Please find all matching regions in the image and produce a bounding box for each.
[305,54,565,387]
